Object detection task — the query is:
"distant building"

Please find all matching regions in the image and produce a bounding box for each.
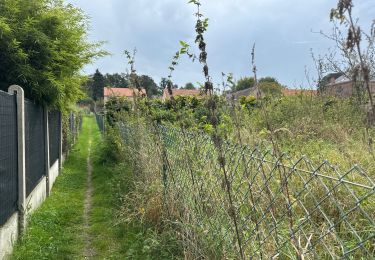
[226,87,316,101]
[323,75,375,98]
[282,88,317,96]
[162,88,202,101]
[103,87,146,104]
[226,88,255,101]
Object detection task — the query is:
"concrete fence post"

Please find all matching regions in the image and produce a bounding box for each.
[58,111,62,172]
[72,113,76,145]
[44,107,50,196]
[8,85,26,235]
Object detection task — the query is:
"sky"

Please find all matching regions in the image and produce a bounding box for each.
[66,0,375,89]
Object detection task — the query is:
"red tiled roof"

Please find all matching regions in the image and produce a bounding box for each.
[282,89,317,96]
[104,87,146,97]
[163,88,202,98]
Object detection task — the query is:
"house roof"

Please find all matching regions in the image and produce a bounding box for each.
[104,87,146,97]
[332,75,375,84]
[163,88,202,98]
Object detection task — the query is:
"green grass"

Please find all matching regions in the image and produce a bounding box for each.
[11,117,94,260]
[11,115,181,259]
[89,128,182,259]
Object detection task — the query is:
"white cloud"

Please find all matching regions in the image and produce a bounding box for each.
[66,0,375,88]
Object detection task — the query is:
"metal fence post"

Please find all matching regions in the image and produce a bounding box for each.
[44,107,50,196]
[8,85,26,235]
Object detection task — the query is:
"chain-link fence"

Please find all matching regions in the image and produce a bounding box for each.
[0,91,18,226]
[119,121,375,259]
[95,113,105,133]
[62,112,82,153]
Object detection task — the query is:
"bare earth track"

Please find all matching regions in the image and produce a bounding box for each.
[83,126,95,259]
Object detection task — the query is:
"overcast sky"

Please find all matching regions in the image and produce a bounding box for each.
[66,0,375,89]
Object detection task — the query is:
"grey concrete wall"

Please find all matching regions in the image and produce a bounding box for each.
[48,160,59,192]
[25,176,47,217]
[0,213,18,260]
[0,161,61,259]
[0,86,64,259]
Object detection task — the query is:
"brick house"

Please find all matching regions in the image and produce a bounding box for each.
[103,87,146,104]
[324,75,375,98]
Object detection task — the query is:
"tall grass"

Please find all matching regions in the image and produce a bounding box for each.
[112,94,375,259]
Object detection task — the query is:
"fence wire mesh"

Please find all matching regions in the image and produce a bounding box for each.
[25,100,45,196]
[48,110,61,166]
[0,91,18,226]
[119,121,375,259]
[95,113,105,133]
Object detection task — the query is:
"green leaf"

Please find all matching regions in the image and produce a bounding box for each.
[179,40,189,48]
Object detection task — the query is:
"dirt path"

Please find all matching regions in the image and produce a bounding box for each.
[83,127,95,259]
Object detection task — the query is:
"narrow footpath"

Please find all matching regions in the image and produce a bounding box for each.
[10,116,181,260]
[83,125,95,259]
[10,116,124,259]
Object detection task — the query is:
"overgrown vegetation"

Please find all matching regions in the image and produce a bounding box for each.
[6,0,374,258]
[99,0,375,259]
[97,129,183,259]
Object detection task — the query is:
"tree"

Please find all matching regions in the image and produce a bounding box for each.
[104,73,129,88]
[259,81,283,96]
[235,77,255,91]
[183,82,196,89]
[91,69,106,101]
[0,0,105,108]
[259,77,280,85]
[137,75,160,97]
[160,78,168,91]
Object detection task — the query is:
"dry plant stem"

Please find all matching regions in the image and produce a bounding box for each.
[152,124,172,218]
[251,45,300,256]
[191,1,245,258]
[180,129,205,214]
[346,8,375,118]
[229,99,263,258]
[125,49,153,183]
[325,1,375,118]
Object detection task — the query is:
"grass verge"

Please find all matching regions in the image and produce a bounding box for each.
[11,117,95,259]
[89,126,182,259]
[11,116,181,259]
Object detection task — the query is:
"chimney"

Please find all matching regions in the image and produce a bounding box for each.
[330,77,336,84]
